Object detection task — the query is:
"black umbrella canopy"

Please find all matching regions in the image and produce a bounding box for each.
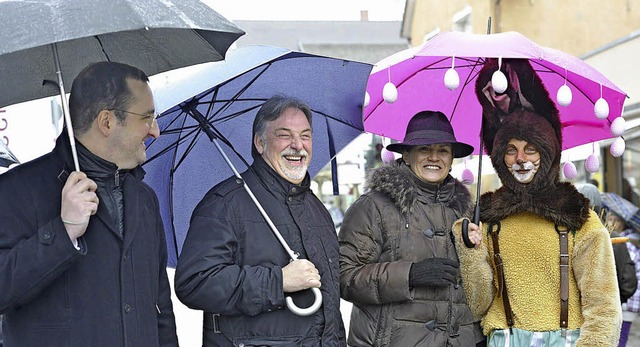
[0,0,245,108]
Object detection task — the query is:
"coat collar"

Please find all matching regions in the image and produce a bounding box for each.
[250,155,311,200]
[366,159,473,217]
[479,181,591,230]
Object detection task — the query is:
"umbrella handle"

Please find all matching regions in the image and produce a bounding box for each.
[285,287,323,316]
[461,218,476,248]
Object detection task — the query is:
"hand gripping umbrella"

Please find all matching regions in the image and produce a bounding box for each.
[144,45,373,315]
[0,0,244,171]
[363,30,627,246]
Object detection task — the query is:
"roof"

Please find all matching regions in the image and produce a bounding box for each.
[233,20,410,64]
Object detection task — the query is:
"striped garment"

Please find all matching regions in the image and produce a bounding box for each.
[489,327,580,347]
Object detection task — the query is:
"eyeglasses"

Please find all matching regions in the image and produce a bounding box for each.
[109,109,158,129]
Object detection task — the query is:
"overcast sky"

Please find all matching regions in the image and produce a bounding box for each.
[202,0,406,21]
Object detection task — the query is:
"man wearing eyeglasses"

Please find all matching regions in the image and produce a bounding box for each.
[0,61,178,346]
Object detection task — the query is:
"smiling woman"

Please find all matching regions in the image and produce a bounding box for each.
[338,110,484,346]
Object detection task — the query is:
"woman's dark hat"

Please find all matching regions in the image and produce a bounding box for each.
[386,111,474,158]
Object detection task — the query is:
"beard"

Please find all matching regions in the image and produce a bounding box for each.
[278,148,309,182]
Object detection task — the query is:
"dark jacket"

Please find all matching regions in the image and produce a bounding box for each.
[0,135,178,347]
[339,160,482,346]
[175,156,345,347]
[613,240,638,303]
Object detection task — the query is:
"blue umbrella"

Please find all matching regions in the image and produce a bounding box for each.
[143,45,372,268]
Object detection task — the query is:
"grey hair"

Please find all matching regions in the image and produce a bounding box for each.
[251,94,312,158]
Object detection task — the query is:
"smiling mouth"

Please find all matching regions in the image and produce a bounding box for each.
[284,155,305,163]
[424,165,441,170]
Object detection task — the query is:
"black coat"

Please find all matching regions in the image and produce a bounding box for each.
[175,156,345,346]
[0,135,177,347]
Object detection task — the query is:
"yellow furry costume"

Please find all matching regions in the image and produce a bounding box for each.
[453,210,620,345]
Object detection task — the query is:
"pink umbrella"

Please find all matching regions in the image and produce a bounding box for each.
[364,31,627,155]
[364,31,628,246]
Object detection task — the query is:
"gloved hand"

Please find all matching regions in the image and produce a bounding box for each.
[409,257,459,288]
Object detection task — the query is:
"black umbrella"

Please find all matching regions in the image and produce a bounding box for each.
[0,0,244,170]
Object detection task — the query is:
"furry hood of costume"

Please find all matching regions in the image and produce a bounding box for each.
[365,159,473,217]
[475,58,561,155]
[480,109,590,230]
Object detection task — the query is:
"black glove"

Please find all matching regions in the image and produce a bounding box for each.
[409,257,459,288]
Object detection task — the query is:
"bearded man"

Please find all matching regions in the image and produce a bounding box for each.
[175,95,345,346]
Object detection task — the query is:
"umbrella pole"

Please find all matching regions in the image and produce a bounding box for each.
[186,106,322,316]
[462,17,491,247]
[52,43,80,172]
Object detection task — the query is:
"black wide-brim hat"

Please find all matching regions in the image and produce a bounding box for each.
[386,110,474,158]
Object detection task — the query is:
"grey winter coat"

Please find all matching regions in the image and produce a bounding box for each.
[339,161,482,346]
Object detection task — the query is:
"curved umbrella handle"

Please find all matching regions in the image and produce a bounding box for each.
[461,218,476,248]
[285,287,323,316]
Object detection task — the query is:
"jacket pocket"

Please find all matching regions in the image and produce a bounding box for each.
[233,335,303,346]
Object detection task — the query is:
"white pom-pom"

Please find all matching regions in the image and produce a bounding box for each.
[594,98,609,119]
[383,82,397,104]
[381,147,396,163]
[563,161,577,179]
[444,68,460,90]
[491,70,507,94]
[461,168,474,185]
[556,85,572,107]
[363,91,370,108]
[610,137,626,157]
[585,154,600,173]
[610,117,625,136]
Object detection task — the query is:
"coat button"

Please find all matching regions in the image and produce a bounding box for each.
[124,304,132,313]
[43,231,51,240]
[423,228,435,238]
[291,187,297,193]
[235,179,242,184]
[288,197,292,202]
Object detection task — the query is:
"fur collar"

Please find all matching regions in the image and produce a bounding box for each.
[479,181,591,231]
[365,160,473,217]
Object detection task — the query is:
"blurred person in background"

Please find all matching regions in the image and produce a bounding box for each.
[577,183,637,347]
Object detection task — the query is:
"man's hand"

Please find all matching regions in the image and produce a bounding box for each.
[60,171,99,241]
[282,259,321,293]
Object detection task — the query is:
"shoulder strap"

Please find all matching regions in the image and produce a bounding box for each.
[489,222,515,329]
[556,225,570,335]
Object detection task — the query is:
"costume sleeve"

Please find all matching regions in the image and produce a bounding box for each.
[338,195,413,305]
[153,197,179,346]
[174,191,284,316]
[572,214,622,346]
[451,218,495,320]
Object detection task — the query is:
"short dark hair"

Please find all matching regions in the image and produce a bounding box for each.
[69,61,149,135]
[251,95,312,158]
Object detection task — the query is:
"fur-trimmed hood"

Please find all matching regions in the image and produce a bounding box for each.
[482,109,591,230]
[365,159,473,218]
